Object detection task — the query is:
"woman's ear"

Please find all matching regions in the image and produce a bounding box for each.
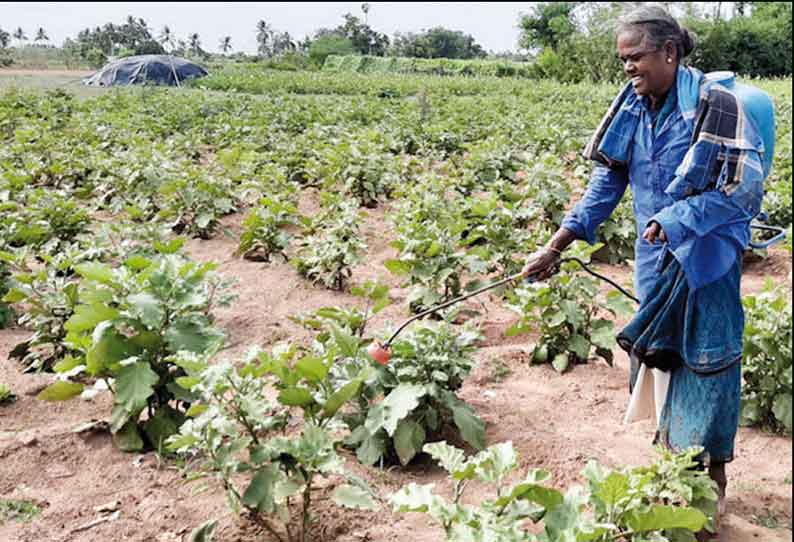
[664,40,677,63]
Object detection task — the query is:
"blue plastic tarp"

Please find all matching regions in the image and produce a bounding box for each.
[83,55,208,87]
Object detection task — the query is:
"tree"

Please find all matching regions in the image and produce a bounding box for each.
[308,35,356,66]
[272,31,296,55]
[72,17,164,58]
[0,27,10,49]
[219,35,232,54]
[518,2,579,51]
[188,32,203,55]
[391,27,487,59]
[159,25,175,51]
[13,27,27,46]
[339,13,389,55]
[256,19,274,56]
[34,27,49,44]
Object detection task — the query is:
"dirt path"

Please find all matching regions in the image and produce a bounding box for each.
[1,205,791,542]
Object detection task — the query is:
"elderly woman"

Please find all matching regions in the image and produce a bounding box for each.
[522,5,775,538]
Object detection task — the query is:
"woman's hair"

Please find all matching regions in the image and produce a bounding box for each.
[617,4,697,60]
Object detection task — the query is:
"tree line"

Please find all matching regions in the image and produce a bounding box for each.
[1,2,791,78]
[519,1,792,82]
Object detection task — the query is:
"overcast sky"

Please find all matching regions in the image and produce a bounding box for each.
[0,2,534,53]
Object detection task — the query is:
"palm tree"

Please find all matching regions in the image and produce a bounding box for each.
[159,25,175,51]
[0,28,10,49]
[34,27,49,44]
[12,27,27,46]
[256,20,273,57]
[361,3,371,25]
[219,36,232,54]
[188,33,201,55]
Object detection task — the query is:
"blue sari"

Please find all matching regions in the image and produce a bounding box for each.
[617,251,743,463]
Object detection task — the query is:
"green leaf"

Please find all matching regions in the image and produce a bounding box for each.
[424,442,474,481]
[356,431,387,466]
[322,379,362,419]
[332,484,379,511]
[186,403,208,418]
[115,362,159,413]
[65,303,120,333]
[390,483,439,513]
[278,387,315,407]
[501,481,563,511]
[37,381,84,401]
[189,520,217,542]
[112,419,145,452]
[595,472,630,507]
[394,419,426,466]
[165,317,224,353]
[773,393,792,432]
[2,288,26,303]
[569,334,590,360]
[143,406,185,451]
[110,403,132,433]
[626,505,708,533]
[86,321,142,375]
[295,355,329,383]
[365,384,427,436]
[75,262,115,285]
[124,255,152,271]
[242,465,280,513]
[53,356,82,374]
[590,320,615,350]
[126,293,164,329]
[606,290,636,318]
[330,323,360,358]
[442,393,486,451]
[384,259,411,275]
[474,441,517,483]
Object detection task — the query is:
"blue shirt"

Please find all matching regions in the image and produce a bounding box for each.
[563,67,773,300]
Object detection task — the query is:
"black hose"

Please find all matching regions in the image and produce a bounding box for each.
[559,257,640,304]
[383,256,639,347]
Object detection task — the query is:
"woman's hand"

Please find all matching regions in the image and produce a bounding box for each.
[521,247,561,281]
[642,221,668,244]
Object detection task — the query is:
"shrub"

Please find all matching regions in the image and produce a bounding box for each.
[168,345,378,542]
[741,280,792,433]
[392,442,716,541]
[36,251,232,452]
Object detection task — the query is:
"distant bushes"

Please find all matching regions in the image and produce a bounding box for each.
[323,54,535,78]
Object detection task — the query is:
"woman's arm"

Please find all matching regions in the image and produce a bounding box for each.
[523,164,630,278]
[561,164,630,245]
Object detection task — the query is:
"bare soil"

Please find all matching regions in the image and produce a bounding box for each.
[1,201,791,542]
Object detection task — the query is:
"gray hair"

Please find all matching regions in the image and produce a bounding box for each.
[617,4,696,60]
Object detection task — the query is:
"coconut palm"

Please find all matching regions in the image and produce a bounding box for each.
[12,27,27,46]
[159,25,175,51]
[34,27,49,43]
[256,20,274,57]
[188,33,202,55]
[0,28,10,49]
[219,35,232,54]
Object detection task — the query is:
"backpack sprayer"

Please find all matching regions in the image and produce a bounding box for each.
[366,219,787,365]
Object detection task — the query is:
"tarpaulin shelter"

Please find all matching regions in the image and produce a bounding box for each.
[83,55,208,87]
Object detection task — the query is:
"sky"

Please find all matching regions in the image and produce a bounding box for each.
[0,2,534,54]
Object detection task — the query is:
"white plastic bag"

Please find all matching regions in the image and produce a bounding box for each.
[623,364,671,427]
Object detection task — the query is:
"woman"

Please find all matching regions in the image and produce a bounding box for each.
[522,5,774,539]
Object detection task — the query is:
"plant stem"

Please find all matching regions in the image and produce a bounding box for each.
[301,474,314,542]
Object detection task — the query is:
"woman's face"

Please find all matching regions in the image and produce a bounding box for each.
[616,30,676,101]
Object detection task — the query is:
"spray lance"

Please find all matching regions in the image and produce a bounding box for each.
[366,219,788,365]
[366,256,639,365]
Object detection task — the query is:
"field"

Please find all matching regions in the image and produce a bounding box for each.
[0,67,791,542]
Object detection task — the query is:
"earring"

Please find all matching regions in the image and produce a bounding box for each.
[667,58,672,63]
